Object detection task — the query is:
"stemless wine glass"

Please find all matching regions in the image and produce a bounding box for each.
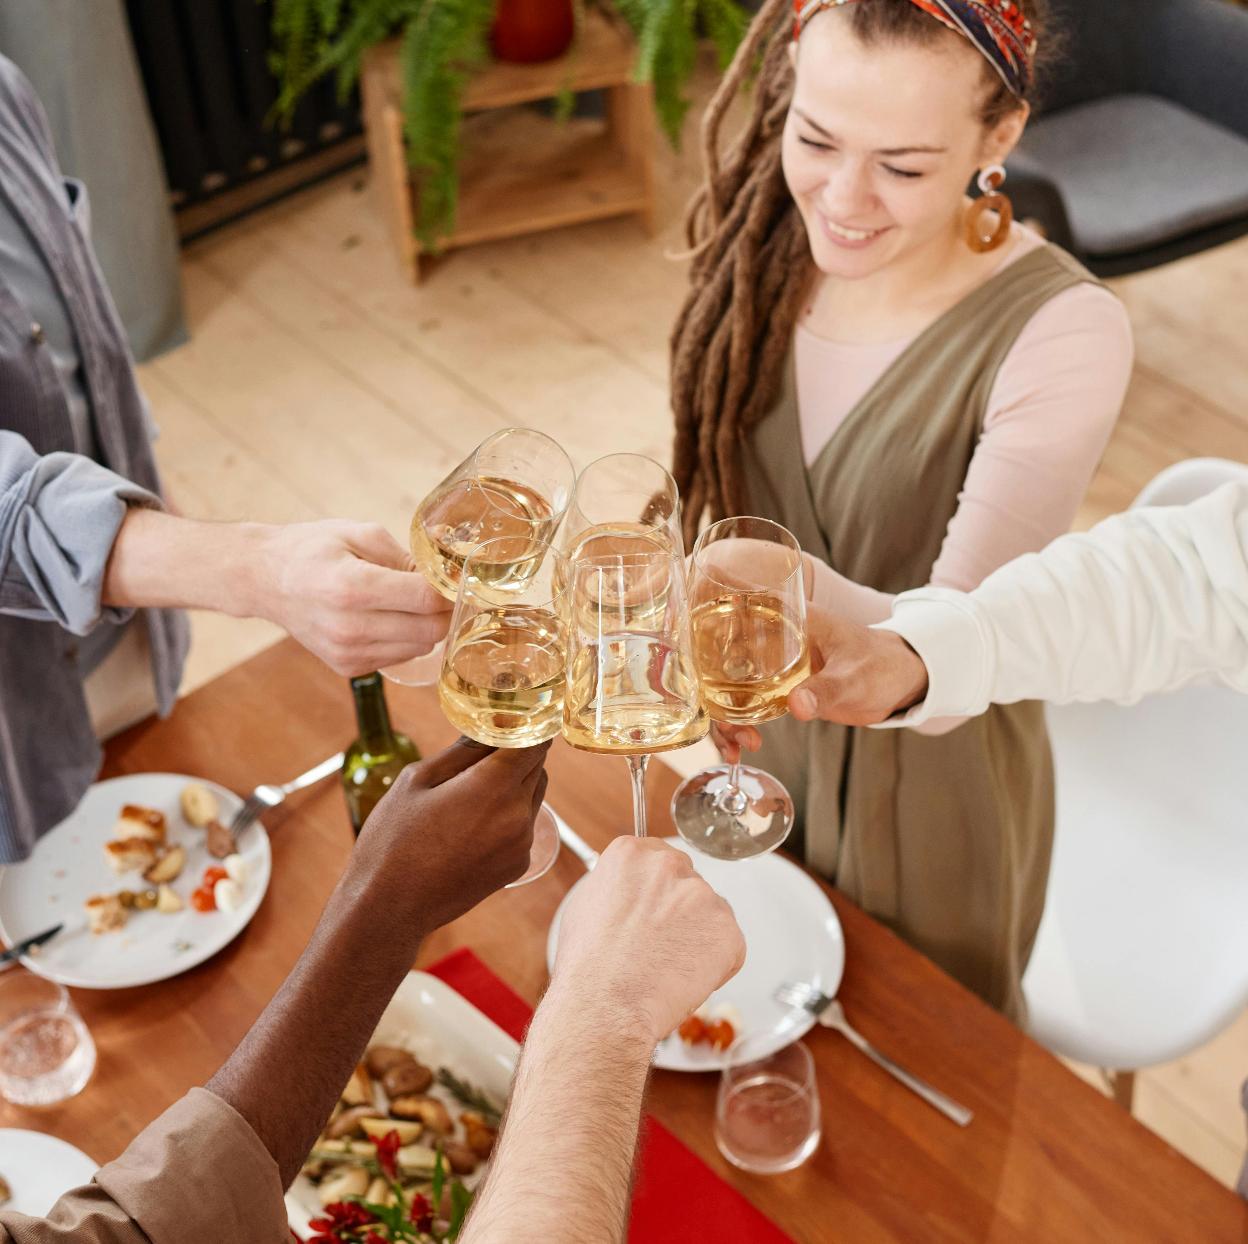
[562,548,707,837]
[0,970,96,1106]
[671,517,809,860]
[384,428,575,686]
[557,452,685,565]
[438,536,568,885]
[715,1034,821,1174]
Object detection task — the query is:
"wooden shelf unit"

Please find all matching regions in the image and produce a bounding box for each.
[360,14,656,282]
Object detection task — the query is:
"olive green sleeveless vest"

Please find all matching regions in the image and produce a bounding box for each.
[742,245,1103,1019]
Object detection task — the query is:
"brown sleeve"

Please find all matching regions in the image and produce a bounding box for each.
[0,1089,289,1244]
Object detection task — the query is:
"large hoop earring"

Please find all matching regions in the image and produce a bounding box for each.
[965,163,1013,254]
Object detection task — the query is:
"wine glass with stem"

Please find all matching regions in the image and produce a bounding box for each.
[437,535,569,885]
[383,427,576,687]
[561,547,708,838]
[670,516,810,860]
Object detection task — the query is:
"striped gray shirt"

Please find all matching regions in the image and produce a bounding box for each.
[0,55,188,861]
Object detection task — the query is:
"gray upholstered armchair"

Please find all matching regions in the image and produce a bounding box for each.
[1007,0,1248,276]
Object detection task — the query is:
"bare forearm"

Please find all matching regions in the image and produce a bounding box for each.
[101,506,269,617]
[461,986,654,1243]
[206,858,432,1188]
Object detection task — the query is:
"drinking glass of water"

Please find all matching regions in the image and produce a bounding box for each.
[0,970,96,1106]
[715,1033,821,1174]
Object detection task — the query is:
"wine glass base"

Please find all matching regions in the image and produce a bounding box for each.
[671,765,794,861]
[505,803,561,888]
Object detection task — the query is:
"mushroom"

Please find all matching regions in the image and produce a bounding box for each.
[205,819,236,860]
[461,1110,498,1158]
[365,1045,414,1077]
[389,1095,452,1134]
[442,1142,479,1175]
[325,1105,386,1140]
[381,1060,433,1098]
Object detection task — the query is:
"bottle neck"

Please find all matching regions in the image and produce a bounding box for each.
[350,673,395,745]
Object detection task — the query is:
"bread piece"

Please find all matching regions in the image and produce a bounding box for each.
[85,892,128,934]
[113,804,166,844]
[180,783,219,828]
[104,836,158,875]
[144,844,186,885]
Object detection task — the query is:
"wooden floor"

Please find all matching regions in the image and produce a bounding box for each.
[138,85,1248,1192]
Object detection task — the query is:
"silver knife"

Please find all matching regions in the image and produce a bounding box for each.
[0,923,64,968]
[548,807,599,871]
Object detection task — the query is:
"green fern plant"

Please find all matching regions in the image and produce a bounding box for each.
[270,0,750,247]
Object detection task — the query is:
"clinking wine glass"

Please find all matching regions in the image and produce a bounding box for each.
[557,452,685,566]
[561,549,707,838]
[383,428,576,686]
[671,516,809,860]
[437,536,568,885]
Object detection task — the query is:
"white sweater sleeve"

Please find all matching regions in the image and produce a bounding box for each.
[874,482,1248,725]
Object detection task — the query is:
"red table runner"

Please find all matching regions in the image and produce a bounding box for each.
[428,947,793,1244]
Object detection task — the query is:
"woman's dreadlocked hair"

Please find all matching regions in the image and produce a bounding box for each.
[669,0,1052,547]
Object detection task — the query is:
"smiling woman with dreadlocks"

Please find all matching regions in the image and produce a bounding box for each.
[671,0,1134,1017]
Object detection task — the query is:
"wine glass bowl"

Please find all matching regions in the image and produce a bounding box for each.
[438,538,569,750]
[385,428,575,687]
[672,517,808,861]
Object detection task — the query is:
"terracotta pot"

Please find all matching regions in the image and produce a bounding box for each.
[490,0,575,63]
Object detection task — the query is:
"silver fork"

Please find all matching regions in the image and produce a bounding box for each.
[228,753,345,836]
[775,981,973,1127]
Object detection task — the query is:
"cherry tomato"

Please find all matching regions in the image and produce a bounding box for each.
[707,1020,736,1051]
[202,866,228,887]
[190,885,216,913]
[677,1015,707,1045]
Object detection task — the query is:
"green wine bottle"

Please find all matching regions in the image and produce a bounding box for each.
[342,673,421,836]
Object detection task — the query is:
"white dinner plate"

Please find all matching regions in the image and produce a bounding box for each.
[285,970,518,1235]
[0,773,271,990]
[0,1130,97,1216]
[546,836,845,1072]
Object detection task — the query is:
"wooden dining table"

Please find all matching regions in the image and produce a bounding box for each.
[3,638,1245,1242]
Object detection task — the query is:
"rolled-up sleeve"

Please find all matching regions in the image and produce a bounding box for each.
[0,1089,289,1244]
[0,429,159,633]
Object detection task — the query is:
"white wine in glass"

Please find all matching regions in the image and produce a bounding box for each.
[672,517,808,861]
[384,429,575,687]
[437,539,569,750]
[562,551,706,837]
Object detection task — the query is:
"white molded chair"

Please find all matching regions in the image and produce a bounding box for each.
[1022,459,1248,1109]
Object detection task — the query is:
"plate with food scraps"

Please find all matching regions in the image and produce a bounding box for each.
[546,836,844,1072]
[0,1130,97,1216]
[286,970,515,1239]
[0,773,270,990]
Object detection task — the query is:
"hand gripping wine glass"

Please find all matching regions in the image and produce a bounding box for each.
[561,548,707,838]
[383,428,575,686]
[671,517,810,860]
[438,536,569,885]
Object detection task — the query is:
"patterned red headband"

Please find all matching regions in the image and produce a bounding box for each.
[792,0,1037,97]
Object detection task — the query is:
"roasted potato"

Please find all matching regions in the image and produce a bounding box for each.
[360,1117,422,1145]
[144,845,186,885]
[341,1062,374,1107]
[180,783,220,828]
[461,1111,498,1159]
[318,1166,368,1207]
[381,1060,433,1098]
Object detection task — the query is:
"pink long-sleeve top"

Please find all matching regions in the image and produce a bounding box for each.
[796,226,1135,730]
